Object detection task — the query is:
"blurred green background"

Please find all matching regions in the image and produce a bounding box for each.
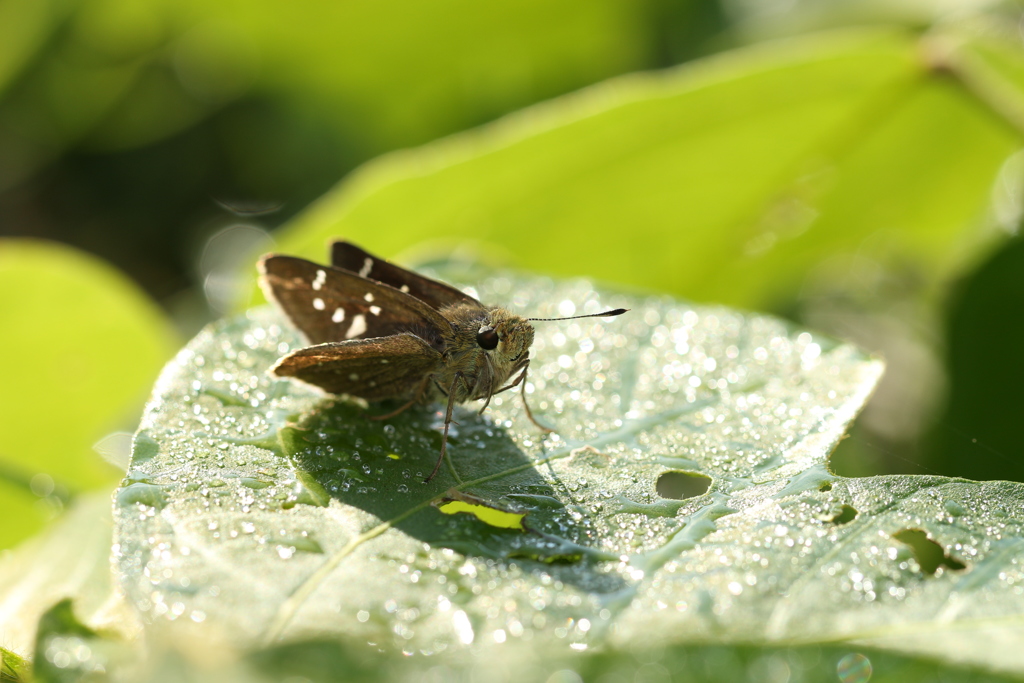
[3,0,1024,552]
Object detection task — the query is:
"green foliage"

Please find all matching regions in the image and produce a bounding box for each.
[111,268,995,673]
[32,600,99,683]
[0,0,688,301]
[935,238,1024,481]
[5,3,1024,681]
[0,240,177,548]
[267,27,1022,313]
[0,494,133,658]
[93,640,1024,682]
[0,647,28,683]
[0,0,664,159]
[173,0,659,152]
[102,268,1024,678]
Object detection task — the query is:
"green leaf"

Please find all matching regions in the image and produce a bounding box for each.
[0,492,138,659]
[246,640,1024,683]
[115,268,928,664]
[0,0,64,96]
[31,597,136,683]
[0,239,177,548]
[0,0,661,156]
[0,647,28,683]
[264,28,1022,311]
[172,0,658,150]
[937,16,1024,136]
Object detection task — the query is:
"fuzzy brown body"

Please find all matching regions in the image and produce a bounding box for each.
[431,303,533,404]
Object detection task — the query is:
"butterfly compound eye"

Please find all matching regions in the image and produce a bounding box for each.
[476,327,499,350]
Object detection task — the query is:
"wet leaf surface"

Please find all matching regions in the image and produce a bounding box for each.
[112,270,1024,672]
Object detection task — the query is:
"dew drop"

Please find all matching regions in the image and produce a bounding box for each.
[836,653,872,683]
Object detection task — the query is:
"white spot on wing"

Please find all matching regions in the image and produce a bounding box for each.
[346,314,367,339]
[369,305,381,316]
[359,257,373,278]
[312,269,326,291]
[332,308,345,323]
[312,297,325,310]
[364,292,374,302]
[400,285,410,293]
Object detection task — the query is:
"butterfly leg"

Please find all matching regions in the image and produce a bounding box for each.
[491,362,554,433]
[477,359,522,414]
[425,371,468,483]
[516,364,555,434]
[492,364,527,395]
[368,374,430,421]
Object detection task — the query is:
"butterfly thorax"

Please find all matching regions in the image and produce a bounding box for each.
[434,303,534,403]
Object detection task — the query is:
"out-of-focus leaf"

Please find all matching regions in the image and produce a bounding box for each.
[244,639,1020,683]
[31,600,99,683]
[0,493,138,659]
[21,635,1021,683]
[0,646,28,682]
[265,28,1021,312]
[31,597,137,683]
[0,0,65,95]
[931,16,1024,138]
[0,240,177,548]
[181,0,657,151]
[0,0,661,160]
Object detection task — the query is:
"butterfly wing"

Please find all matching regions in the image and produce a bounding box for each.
[330,240,483,310]
[270,333,442,400]
[259,255,452,346]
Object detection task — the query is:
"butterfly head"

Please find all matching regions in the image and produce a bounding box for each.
[477,309,534,371]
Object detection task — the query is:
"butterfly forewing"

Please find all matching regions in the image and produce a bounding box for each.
[330,240,483,310]
[259,255,453,346]
[271,333,442,399]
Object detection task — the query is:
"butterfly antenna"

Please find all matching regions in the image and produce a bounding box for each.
[528,308,628,322]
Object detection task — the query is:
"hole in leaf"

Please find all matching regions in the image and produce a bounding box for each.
[893,529,967,575]
[829,505,858,525]
[819,482,833,492]
[656,471,711,500]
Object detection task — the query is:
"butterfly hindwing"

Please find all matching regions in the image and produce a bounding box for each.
[258,255,453,346]
[330,240,483,310]
[270,333,442,399]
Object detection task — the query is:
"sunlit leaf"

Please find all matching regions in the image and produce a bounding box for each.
[0,493,138,659]
[266,28,1022,311]
[0,240,177,548]
[115,269,924,662]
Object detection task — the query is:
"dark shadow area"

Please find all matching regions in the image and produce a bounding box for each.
[656,471,712,500]
[287,398,626,593]
[830,237,1024,483]
[1,95,357,302]
[893,529,966,575]
[828,426,939,479]
[929,237,1024,483]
